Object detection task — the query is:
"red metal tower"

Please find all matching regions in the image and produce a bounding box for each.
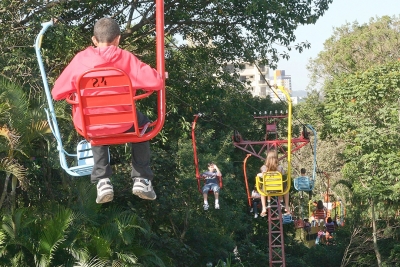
[236,113,310,267]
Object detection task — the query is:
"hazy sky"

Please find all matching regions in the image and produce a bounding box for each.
[277,0,400,92]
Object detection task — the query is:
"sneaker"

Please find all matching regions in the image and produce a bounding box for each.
[204,204,209,210]
[215,203,220,209]
[254,213,258,218]
[96,178,114,204]
[132,178,156,200]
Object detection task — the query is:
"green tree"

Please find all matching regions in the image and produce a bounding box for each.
[325,61,400,267]
[0,78,51,211]
[0,1,341,266]
[308,15,400,91]
[0,0,333,83]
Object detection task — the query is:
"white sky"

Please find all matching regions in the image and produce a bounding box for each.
[277,0,400,92]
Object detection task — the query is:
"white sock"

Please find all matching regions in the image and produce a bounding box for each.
[204,201,208,205]
[215,199,219,205]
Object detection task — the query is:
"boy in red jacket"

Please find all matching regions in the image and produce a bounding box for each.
[52,17,163,203]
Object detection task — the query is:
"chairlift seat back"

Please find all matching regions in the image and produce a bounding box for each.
[294,176,314,191]
[282,214,293,224]
[256,171,283,196]
[67,67,153,146]
[67,140,111,177]
[294,219,305,229]
[59,140,94,176]
[77,140,94,166]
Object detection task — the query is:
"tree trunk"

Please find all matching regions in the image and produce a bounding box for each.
[371,198,382,267]
[11,175,17,212]
[0,172,11,209]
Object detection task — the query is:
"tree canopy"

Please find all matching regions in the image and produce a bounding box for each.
[302,15,400,266]
[307,15,400,91]
[12,1,398,267]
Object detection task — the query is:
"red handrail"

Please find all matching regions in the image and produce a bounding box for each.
[243,154,252,207]
[192,114,201,193]
[149,0,165,140]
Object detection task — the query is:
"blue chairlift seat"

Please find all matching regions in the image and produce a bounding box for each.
[282,214,294,224]
[66,140,95,176]
[35,21,110,177]
[294,176,314,191]
[294,124,317,192]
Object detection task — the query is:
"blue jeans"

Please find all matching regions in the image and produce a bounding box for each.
[252,199,261,214]
[202,183,220,194]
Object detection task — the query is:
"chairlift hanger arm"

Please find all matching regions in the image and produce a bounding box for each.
[192,114,201,180]
[192,113,223,194]
[243,154,252,207]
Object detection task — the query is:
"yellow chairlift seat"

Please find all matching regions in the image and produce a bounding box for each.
[256,171,284,196]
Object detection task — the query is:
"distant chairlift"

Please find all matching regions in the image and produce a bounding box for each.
[294,124,317,192]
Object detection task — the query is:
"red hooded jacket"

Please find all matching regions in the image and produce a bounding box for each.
[52,45,162,136]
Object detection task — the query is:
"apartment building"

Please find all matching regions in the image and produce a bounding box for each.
[224,62,301,104]
[268,70,292,102]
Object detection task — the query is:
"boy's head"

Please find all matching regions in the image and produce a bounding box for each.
[300,168,306,175]
[93,17,121,44]
[207,162,217,172]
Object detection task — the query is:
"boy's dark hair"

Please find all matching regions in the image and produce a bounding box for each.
[93,17,121,43]
[207,162,214,167]
[300,168,306,175]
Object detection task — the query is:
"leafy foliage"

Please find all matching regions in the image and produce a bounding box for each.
[308,15,400,91]
[0,0,345,266]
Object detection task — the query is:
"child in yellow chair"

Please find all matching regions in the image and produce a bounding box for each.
[260,151,289,217]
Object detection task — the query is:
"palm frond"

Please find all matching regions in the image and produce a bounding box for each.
[114,252,140,266]
[72,256,108,267]
[0,126,20,151]
[0,78,29,129]
[36,205,75,266]
[0,158,27,190]
[0,230,6,251]
[115,213,146,245]
[67,247,90,263]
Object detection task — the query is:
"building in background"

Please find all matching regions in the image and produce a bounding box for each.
[224,64,301,104]
[224,62,269,97]
[269,70,292,102]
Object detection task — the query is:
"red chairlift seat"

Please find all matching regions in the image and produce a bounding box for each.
[192,114,223,194]
[66,67,158,146]
[294,219,305,229]
[35,0,165,176]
